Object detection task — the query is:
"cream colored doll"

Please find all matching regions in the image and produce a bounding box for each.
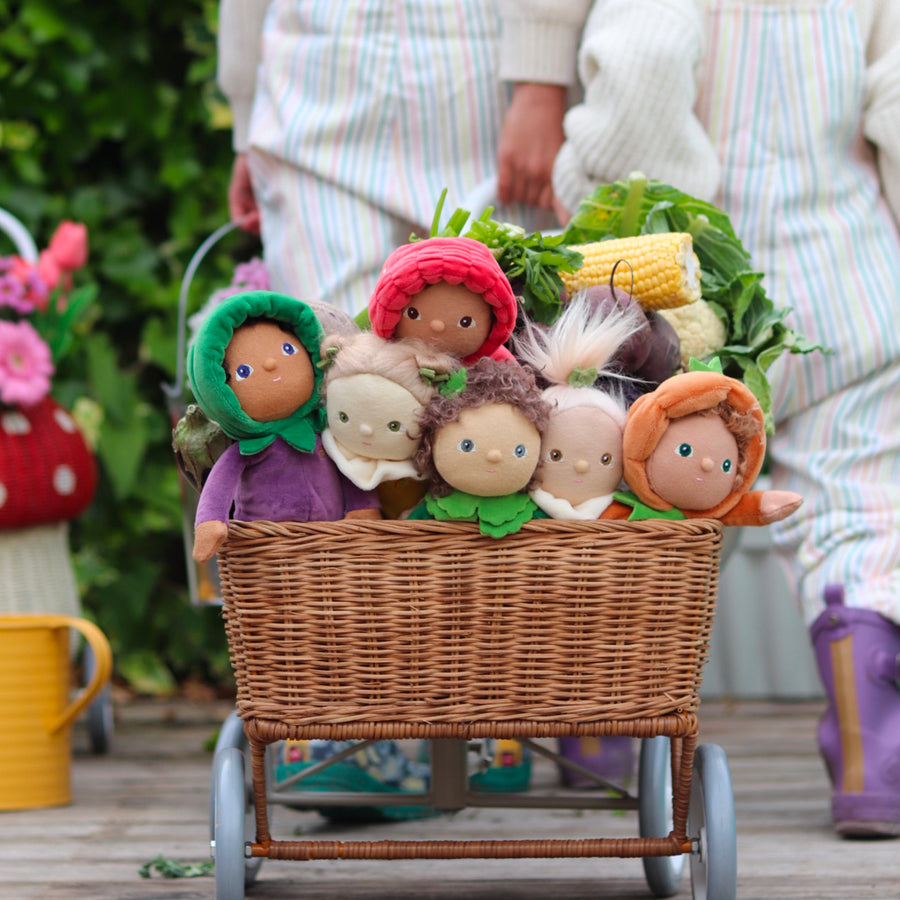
[319,332,460,515]
[514,291,644,519]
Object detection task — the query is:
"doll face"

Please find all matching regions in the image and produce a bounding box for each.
[431,402,541,497]
[538,406,624,505]
[645,412,739,510]
[224,321,315,422]
[326,373,423,461]
[394,283,492,358]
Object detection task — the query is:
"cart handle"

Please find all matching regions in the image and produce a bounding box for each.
[162,216,254,403]
[0,207,39,263]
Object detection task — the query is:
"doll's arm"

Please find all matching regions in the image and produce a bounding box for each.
[193,520,229,563]
[345,507,382,521]
[720,490,802,527]
[340,476,383,517]
[193,443,243,560]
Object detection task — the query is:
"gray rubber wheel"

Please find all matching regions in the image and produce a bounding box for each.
[639,736,686,898]
[210,712,264,888]
[688,743,737,900]
[214,747,248,900]
[83,643,113,755]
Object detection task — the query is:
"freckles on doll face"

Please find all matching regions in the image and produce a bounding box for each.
[394,283,493,359]
[224,321,315,422]
[431,403,541,497]
[645,413,739,510]
[538,406,624,506]
[326,373,423,461]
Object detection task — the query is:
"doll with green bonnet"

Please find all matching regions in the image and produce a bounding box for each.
[409,357,550,537]
[188,290,380,563]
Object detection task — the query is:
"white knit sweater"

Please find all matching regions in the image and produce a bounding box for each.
[497,0,900,221]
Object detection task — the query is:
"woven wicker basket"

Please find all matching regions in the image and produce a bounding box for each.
[218,517,722,740]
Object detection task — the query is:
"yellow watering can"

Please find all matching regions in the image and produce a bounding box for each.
[0,614,112,810]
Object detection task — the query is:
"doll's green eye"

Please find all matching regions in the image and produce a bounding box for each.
[677,443,693,458]
[338,411,349,423]
[458,316,474,328]
[458,438,476,453]
[387,420,402,432]
[722,459,733,473]
[514,444,528,458]
[235,364,253,381]
[600,453,613,466]
[548,449,563,462]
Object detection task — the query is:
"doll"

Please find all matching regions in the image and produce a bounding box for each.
[513,290,645,519]
[188,290,380,563]
[319,332,460,517]
[606,363,802,526]
[368,237,519,364]
[409,357,550,537]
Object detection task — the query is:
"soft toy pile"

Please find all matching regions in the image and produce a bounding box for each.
[186,235,802,552]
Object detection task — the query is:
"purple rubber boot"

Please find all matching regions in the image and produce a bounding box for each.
[557,736,635,788]
[810,584,900,837]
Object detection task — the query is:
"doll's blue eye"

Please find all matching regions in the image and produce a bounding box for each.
[338,411,349,423]
[458,438,476,453]
[387,421,402,432]
[514,444,528,458]
[282,342,297,356]
[722,459,732,473]
[677,443,693,458]
[458,316,474,328]
[235,364,253,381]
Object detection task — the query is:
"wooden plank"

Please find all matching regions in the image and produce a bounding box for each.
[0,698,897,899]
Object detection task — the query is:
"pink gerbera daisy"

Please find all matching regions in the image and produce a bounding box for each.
[0,320,54,407]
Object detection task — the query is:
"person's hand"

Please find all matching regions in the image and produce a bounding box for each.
[497,82,567,210]
[193,520,229,563]
[228,153,261,234]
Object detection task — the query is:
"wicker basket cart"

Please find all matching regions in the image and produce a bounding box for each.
[210,514,736,900]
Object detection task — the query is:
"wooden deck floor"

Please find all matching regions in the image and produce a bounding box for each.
[1,698,897,899]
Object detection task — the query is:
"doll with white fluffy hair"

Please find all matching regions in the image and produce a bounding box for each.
[514,291,645,519]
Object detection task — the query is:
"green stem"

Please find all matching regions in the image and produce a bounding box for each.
[620,173,647,236]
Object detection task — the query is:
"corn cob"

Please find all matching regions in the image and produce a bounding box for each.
[560,233,701,311]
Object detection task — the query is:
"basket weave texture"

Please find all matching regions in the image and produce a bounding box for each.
[218,518,722,734]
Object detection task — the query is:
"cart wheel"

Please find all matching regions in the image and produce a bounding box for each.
[214,747,251,900]
[83,643,113,755]
[210,712,264,888]
[688,743,737,900]
[638,736,686,898]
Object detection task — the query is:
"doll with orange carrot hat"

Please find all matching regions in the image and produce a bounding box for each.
[606,360,802,525]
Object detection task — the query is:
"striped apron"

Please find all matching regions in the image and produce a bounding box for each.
[247,0,551,316]
[697,0,900,624]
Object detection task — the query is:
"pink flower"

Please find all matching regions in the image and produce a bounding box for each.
[0,320,54,407]
[47,221,88,271]
[37,248,62,293]
[231,257,270,291]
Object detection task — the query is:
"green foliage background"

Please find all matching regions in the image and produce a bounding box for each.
[0,0,257,692]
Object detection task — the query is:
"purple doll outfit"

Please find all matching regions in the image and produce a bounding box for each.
[196,435,378,525]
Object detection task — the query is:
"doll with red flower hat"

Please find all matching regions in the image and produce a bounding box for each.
[368,236,519,364]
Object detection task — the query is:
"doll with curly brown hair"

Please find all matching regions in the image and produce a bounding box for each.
[408,357,550,537]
